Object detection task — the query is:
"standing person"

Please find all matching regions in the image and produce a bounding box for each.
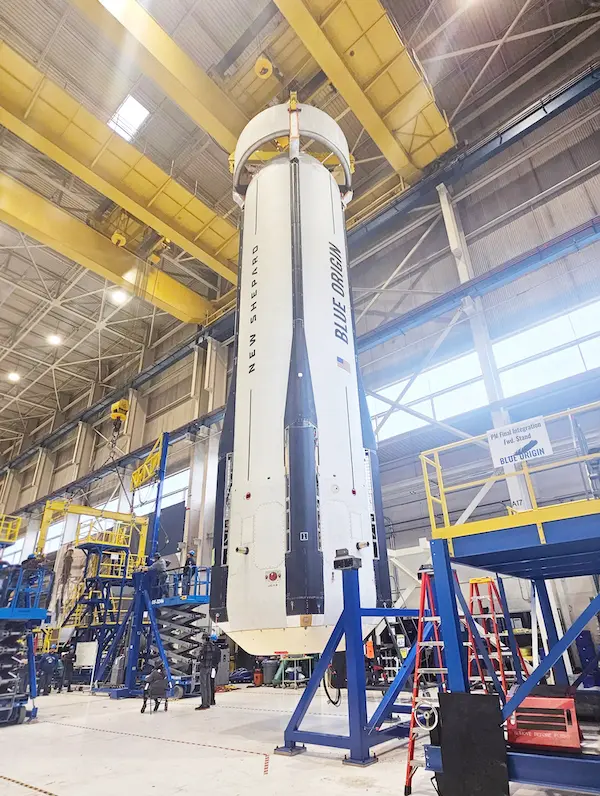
[210,633,221,706]
[58,646,76,693]
[147,553,167,600]
[182,550,196,596]
[194,633,216,711]
[38,646,59,695]
[141,664,169,713]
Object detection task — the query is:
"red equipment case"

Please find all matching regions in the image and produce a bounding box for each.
[507,696,581,751]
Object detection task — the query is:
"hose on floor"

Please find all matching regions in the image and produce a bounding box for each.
[323,666,342,707]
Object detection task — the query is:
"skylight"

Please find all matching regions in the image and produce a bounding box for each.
[108,95,150,141]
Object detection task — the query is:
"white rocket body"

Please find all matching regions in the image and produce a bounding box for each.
[210,103,390,654]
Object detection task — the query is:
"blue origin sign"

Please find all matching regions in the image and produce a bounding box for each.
[487,416,554,469]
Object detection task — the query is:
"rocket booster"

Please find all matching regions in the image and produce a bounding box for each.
[210,99,391,654]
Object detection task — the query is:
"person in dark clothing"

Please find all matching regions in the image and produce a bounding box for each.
[19,554,41,607]
[39,647,59,695]
[141,664,169,713]
[210,634,221,705]
[195,633,217,711]
[58,647,76,693]
[147,553,167,600]
[182,550,196,596]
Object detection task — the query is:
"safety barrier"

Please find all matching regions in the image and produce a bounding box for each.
[420,400,600,543]
[153,566,211,601]
[0,513,21,545]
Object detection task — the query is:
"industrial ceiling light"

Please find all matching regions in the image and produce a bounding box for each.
[47,333,62,346]
[110,288,130,306]
[7,371,20,382]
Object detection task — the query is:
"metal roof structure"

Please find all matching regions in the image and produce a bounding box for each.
[0,0,599,459]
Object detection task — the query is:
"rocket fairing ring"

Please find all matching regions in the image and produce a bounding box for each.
[231,102,353,201]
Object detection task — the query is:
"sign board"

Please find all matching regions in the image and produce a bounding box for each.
[487,416,553,469]
[75,640,98,669]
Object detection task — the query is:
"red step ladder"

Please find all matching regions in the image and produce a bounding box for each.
[467,577,529,695]
[404,570,491,795]
[404,567,447,796]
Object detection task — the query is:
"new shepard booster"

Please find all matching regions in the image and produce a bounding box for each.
[210,97,391,654]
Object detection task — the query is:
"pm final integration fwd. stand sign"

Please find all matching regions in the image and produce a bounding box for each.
[487,416,553,468]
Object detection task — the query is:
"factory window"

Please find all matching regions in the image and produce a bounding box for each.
[108,94,150,141]
[370,297,600,443]
[493,315,577,368]
[44,519,66,554]
[433,379,488,420]
[2,535,24,564]
[500,346,585,398]
[133,469,189,515]
[579,337,600,370]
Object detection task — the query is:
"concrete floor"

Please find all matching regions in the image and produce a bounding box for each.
[1,688,553,796]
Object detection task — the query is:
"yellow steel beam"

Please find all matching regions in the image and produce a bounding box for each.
[0,42,238,285]
[273,0,456,180]
[69,0,248,153]
[0,173,214,324]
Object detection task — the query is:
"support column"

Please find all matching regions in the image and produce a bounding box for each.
[534,579,569,685]
[183,338,228,566]
[122,389,148,453]
[430,538,468,692]
[0,468,22,515]
[59,422,96,485]
[183,428,208,562]
[31,449,55,503]
[20,516,41,560]
[437,183,531,510]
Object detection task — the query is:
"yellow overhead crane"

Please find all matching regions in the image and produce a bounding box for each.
[71,0,455,228]
[35,498,148,569]
[0,40,239,291]
[273,0,456,177]
[0,174,214,324]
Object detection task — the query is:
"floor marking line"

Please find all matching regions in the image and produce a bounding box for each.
[0,775,59,796]
[43,721,270,773]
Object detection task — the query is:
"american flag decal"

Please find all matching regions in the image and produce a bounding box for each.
[337,356,351,373]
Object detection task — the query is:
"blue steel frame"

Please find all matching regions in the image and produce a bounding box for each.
[97,571,172,698]
[0,565,51,723]
[274,566,421,766]
[428,537,600,794]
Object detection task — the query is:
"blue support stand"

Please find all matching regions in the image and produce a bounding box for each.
[430,539,468,692]
[274,556,420,765]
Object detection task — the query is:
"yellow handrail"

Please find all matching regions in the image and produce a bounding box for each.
[0,513,21,545]
[419,401,600,541]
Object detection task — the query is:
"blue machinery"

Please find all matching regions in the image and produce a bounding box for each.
[275,540,600,792]
[276,405,600,794]
[1,519,53,725]
[83,431,210,699]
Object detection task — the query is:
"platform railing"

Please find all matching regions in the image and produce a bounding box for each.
[0,566,53,614]
[420,400,600,541]
[151,566,211,601]
[75,518,135,549]
[0,513,21,545]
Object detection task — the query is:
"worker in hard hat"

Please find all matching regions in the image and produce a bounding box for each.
[182,550,196,596]
[38,645,60,695]
[147,553,167,600]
